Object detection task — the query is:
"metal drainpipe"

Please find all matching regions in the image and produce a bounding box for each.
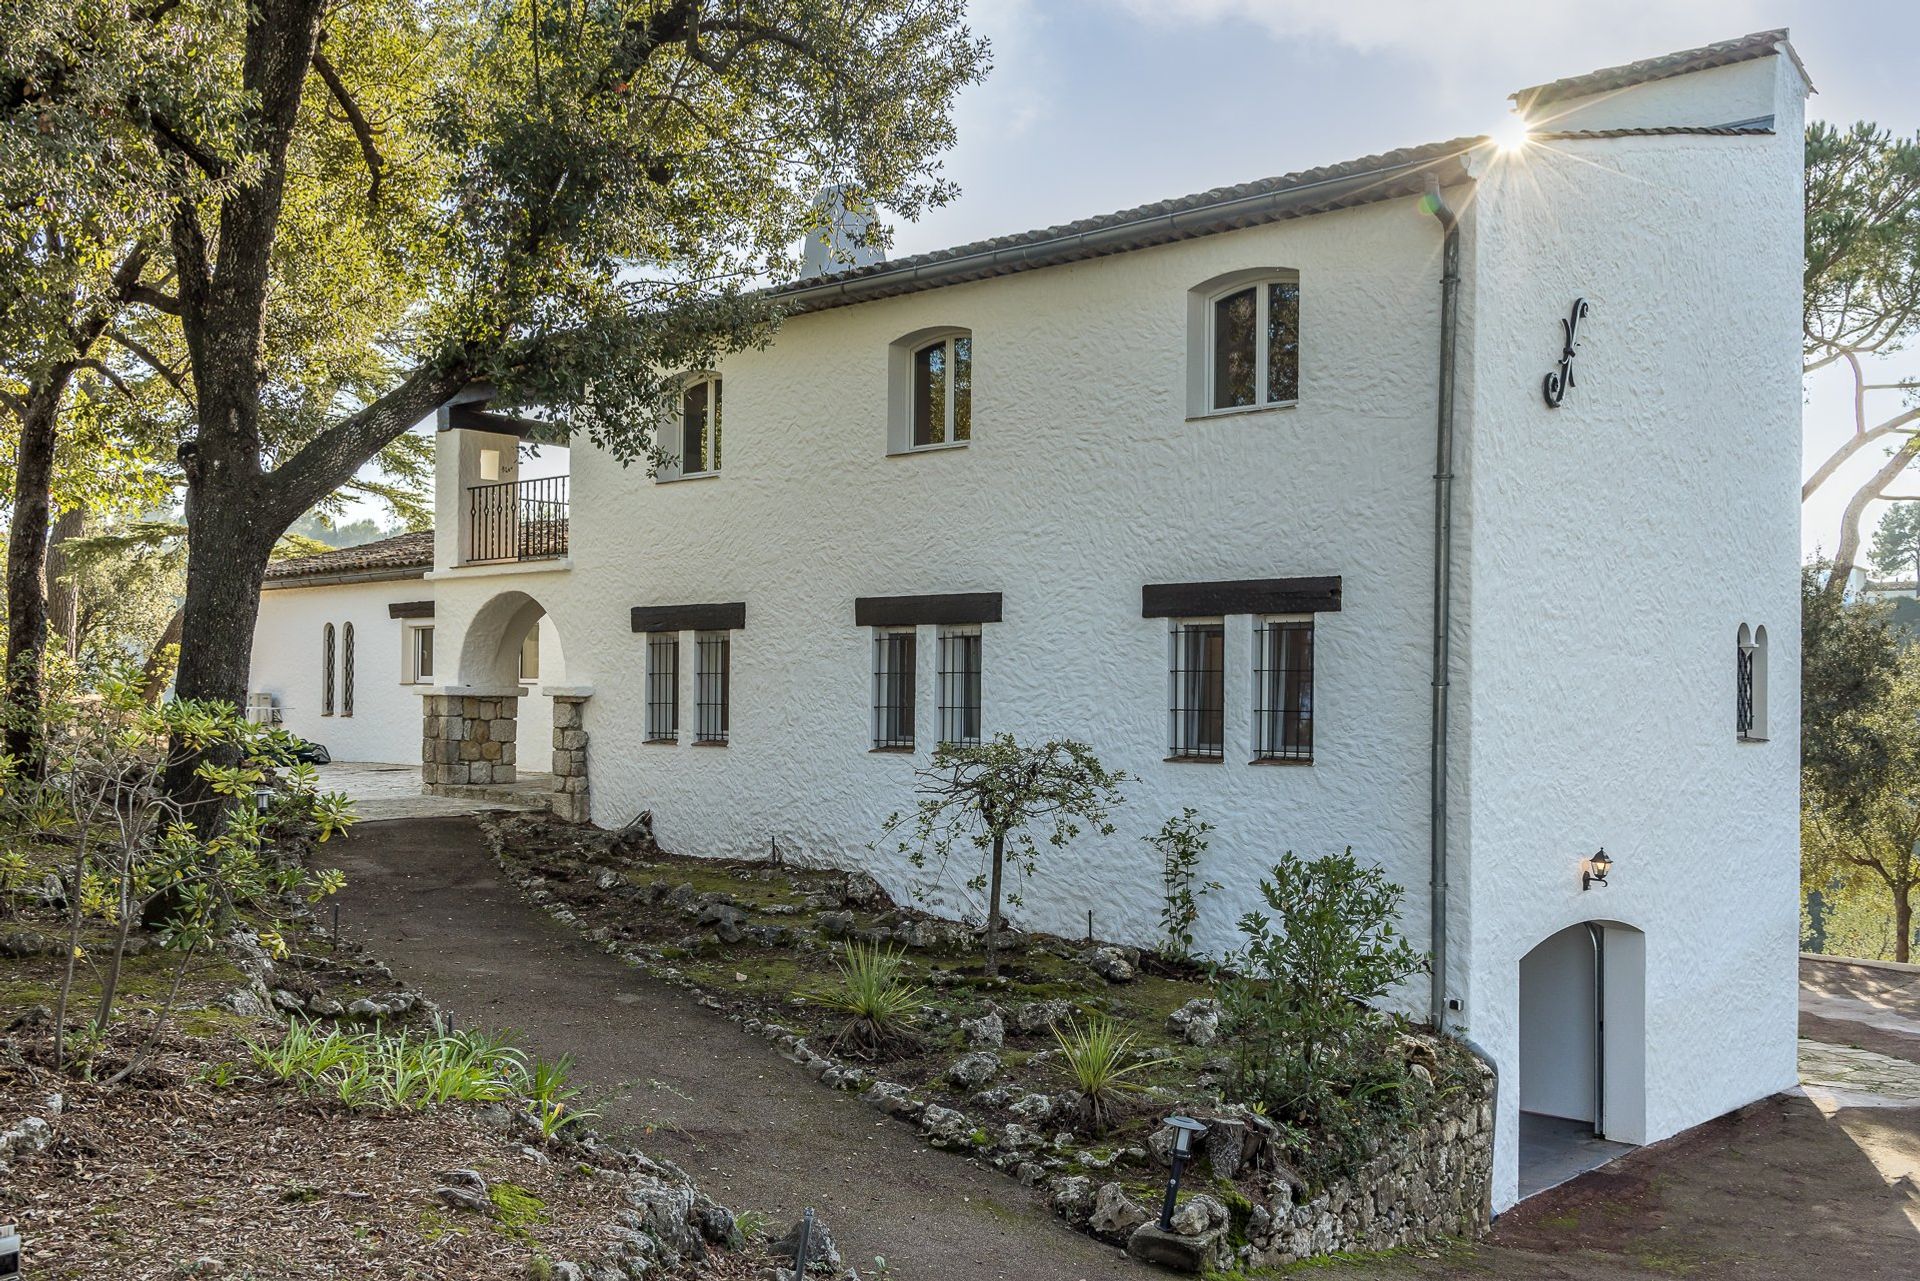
[1423,177,1462,1032]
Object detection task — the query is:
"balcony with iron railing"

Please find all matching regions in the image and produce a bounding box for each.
[466,474,569,564]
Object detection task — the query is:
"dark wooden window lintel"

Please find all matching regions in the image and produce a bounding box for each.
[854,592,1002,629]
[388,600,435,619]
[1142,576,1341,619]
[630,601,747,633]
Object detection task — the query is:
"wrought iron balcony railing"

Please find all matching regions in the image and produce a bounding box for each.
[467,475,569,564]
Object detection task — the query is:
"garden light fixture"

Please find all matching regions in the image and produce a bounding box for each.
[1157,1115,1210,1231]
[1582,848,1612,891]
[0,1222,19,1279]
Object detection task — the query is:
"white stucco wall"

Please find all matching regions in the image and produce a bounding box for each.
[431,189,1458,969]
[251,575,560,764]
[1462,51,1806,1209]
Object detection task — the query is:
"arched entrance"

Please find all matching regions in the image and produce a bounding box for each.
[422,590,591,822]
[1516,921,1645,1197]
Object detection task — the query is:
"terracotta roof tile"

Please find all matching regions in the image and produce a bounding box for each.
[1510,29,1795,110]
[263,530,434,584]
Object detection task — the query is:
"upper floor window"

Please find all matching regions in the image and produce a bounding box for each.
[678,374,722,477]
[889,328,972,453]
[1187,272,1299,415]
[1737,623,1768,742]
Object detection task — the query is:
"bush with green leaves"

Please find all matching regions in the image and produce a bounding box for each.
[811,941,924,1059]
[0,666,353,1077]
[1215,849,1427,1183]
[1148,808,1219,962]
[879,735,1128,977]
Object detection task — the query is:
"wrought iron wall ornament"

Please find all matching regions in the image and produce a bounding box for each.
[1543,297,1589,408]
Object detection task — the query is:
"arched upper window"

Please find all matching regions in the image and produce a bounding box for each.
[341,622,356,718]
[1186,270,1300,415]
[321,623,337,716]
[678,373,722,477]
[888,327,972,453]
[1737,623,1768,742]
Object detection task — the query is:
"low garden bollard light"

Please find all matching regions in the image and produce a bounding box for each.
[1157,1115,1210,1231]
[1,1222,20,1278]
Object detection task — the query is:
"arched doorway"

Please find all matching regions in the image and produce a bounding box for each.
[422,590,590,821]
[1517,922,1646,1197]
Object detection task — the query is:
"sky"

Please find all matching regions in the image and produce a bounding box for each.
[415,2,1920,560]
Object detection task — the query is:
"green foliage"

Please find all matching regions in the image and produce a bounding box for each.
[1870,504,1920,579]
[1049,1013,1168,1135]
[1149,808,1219,962]
[811,941,924,1059]
[1804,122,1920,367]
[880,734,1128,975]
[1215,850,1426,1184]
[1801,560,1904,803]
[0,667,352,1074]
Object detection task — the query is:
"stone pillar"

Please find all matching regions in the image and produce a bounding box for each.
[550,694,591,823]
[421,691,520,787]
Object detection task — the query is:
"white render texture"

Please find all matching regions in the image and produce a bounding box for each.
[271,34,1808,1220]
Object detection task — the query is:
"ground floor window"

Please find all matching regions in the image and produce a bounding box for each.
[409,625,434,684]
[937,625,982,746]
[322,623,336,716]
[340,622,356,717]
[1253,618,1313,761]
[1168,620,1225,759]
[873,628,916,749]
[696,630,730,744]
[646,633,679,742]
[520,627,541,683]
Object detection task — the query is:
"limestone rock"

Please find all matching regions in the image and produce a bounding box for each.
[1007,999,1073,1036]
[1085,946,1135,983]
[919,1104,975,1146]
[1169,1192,1228,1237]
[696,903,748,944]
[817,911,855,939]
[945,1051,1001,1092]
[1048,1174,1097,1225]
[771,1214,841,1272]
[1126,1224,1227,1273]
[840,871,885,908]
[1089,1182,1153,1239]
[1167,998,1221,1046]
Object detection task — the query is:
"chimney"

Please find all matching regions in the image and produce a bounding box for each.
[799,185,885,279]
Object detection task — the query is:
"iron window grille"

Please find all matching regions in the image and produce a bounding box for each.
[696,631,731,744]
[646,633,680,742]
[321,623,336,716]
[911,334,972,447]
[873,628,917,749]
[1168,621,1225,759]
[1737,643,1756,740]
[682,375,722,475]
[1253,619,1314,761]
[1209,278,1300,410]
[413,626,434,683]
[341,622,356,717]
[937,625,982,746]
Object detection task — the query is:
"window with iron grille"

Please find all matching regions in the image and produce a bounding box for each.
[646,633,680,742]
[322,623,336,716]
[1168,621,1225,759]
[696,631,731,744]
[1253,618,1313,761]
[341,622,356,717]
[937,625,982,746]
[873,628,916,749]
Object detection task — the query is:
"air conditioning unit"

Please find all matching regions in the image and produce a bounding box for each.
[245,692,280,725]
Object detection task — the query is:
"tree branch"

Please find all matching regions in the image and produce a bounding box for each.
[310,48,383,211]
[125,283,182,316]
[108,330,191,401]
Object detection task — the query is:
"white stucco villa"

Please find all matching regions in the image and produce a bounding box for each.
[250,31,1809,1211]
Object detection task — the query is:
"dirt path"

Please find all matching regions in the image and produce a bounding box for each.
[332,816,1143,1281]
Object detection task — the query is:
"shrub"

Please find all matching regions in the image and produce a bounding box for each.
[1216,849,1426,1182]
[1050,1013,1167,1134]
[812,941,924,1059]
[879,734,1128,976]
[1148,808,1219,961]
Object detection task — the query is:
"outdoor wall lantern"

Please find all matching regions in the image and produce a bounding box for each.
[1581,848,1612,892]
[1158,1115,1210,1231]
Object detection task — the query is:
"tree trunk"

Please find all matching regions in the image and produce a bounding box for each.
[1826,432,1920,599]
[140,606,185,704]
[985,830,1005,978]
[1898,884,1914,965]
[46,507,84,662]
[4,375,72,766]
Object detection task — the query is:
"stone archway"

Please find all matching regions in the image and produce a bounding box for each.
[423,590,591,822]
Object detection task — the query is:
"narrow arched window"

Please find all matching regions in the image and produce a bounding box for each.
[341,622,356,718]
[1737,624,1767,741]
[911,333,971,447]
[322,623,337,716]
